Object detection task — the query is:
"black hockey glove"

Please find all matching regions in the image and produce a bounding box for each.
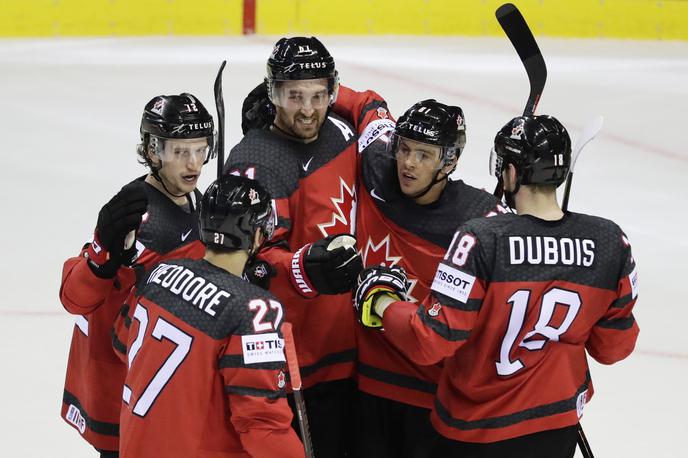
[241,81,276,134]
[243,257,276,290]
[290,234,363,297]
[353,265,408,328]
[86,182,148,279]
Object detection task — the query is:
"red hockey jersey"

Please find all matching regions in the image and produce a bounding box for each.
[118,258,303,458]
[383,212,639,442]
[334,85,504,408]
[224,114,358,388]
[60,178,204,451]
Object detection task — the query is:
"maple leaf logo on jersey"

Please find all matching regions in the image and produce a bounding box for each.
[427,302,441,317]
[317,177,357,237]
[362,235,418,302]
[376,107,389,119]
[277,370,286,389]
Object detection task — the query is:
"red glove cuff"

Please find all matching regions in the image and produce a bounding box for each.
[85,232,109,267]
[289,244,318,299]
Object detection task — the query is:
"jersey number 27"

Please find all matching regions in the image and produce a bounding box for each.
[123,303,193,417]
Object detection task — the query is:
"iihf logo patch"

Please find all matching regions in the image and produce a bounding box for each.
[248,188,260,205]
[456,114,464,129]
[277,370,286,389]
[428,302,441,317]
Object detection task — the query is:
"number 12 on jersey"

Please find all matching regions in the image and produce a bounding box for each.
[496,287,581,376]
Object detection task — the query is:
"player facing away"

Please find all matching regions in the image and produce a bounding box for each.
[118,175,304,458]
[337,97,504,458]
[59,93,214,456]
[225,36,363,457]
[353,115,639,458]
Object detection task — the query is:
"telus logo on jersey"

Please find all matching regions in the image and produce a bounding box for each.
[508,236,595,267]
[431,263,475,304]
[147,263,231,317]
[242,333,286,364]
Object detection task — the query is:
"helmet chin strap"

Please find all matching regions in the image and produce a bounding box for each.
[152,167,188,199]
[406,168,448,201]
[503,178,522,211]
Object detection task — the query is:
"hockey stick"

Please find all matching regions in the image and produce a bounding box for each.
[214,60,227,179]
[282,322,314,458]
[492,3,547,198]
[577,423,595,458]
[562,115,604,211]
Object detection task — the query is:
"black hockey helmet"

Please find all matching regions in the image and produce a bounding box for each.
[392,99,466,168]
[139,93,216,165]
[266,36,339,105]
[199,175,275,251]
[491,115,571,187]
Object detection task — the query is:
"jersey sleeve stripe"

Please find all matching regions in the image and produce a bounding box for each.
[224,385,286,400]
[434,371,591,431]
[358,363,437,394]
[417,307,471,342]
[63,390,120,436]
[358,100,388,127]
[596,314,636,330]
[299,348,357,378]
[434,292,483,312]
[219,355,285,371]
[610,293,632,309]
[110,328,127,356]
[119,304,132,329]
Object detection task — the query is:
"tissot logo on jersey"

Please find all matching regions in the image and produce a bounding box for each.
[241,333,286,364]
[431,263,475,304]
[147,263,231,317]
[508,236,595,267]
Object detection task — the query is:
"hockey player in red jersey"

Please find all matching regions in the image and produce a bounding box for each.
[353,115,639,457]
[59,93,215,456]
[340,98,504,458]
[225,36,363,457]
[116,175,304,458]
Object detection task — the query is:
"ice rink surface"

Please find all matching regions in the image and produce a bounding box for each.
[0,35,686,456]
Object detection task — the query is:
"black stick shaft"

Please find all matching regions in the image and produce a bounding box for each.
[214,61,227,179]
[577,423,595,458]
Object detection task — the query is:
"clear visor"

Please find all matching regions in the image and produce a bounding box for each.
[270,80,332,110]
[393,135,445,171]
[489,147,503,178]
[154,136,214,164]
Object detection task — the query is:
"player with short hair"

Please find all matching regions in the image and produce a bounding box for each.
[354,114,639,457]
[331,92,505,457]
[225,36,363,457]
[59,93,214,456]
[117,175,304,458]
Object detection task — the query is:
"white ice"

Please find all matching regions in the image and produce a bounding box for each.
[0,35,686,457]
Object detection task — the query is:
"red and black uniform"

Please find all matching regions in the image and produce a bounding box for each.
[334,86,504,457]
[60,177,204,453]
[224,116,358,386]
[383,212,639,452]
[116,258,303,458]
[224,114,358,456]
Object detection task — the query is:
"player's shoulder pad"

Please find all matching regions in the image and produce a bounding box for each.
[461,212,518,239]
[569,212,630,246]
